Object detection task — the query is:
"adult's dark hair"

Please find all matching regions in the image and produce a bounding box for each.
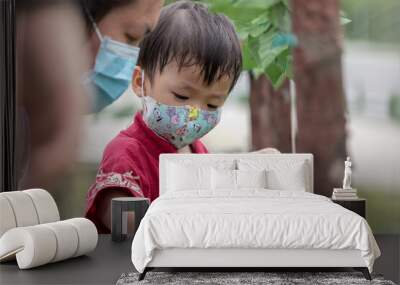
[79,0,136,31]
[138,1,242,91]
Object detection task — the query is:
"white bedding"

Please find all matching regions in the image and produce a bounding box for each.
[131,190,380,273]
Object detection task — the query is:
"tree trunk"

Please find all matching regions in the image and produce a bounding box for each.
[292,0,347,196]
[249,74,291,153]
[249,0,347,197]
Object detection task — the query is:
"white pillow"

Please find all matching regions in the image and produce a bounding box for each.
[238,158,308,191]
[236,169,267,189]
[166,159,236,192]
[167,163,211,191]
[211,169,268,190]
[267,162,307,191]
[211,168,236,190]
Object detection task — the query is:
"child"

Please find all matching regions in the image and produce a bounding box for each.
[85,1,242,233]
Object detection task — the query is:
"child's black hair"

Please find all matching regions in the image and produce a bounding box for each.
[138,1,242,91]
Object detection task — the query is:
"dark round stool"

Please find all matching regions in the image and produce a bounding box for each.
[111,197,150,242]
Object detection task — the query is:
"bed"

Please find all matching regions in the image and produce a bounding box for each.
[131,154,380,280]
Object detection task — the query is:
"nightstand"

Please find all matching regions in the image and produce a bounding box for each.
[332,198,366,218]
[111,197,150,242]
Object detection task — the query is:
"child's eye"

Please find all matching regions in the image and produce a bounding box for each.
[207,104,218,110]
[173,92,189,101]
[125,33,138,45]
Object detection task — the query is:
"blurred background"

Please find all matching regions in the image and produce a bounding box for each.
[13,0,400,234]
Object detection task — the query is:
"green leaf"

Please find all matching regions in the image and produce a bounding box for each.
[247,35,262,65]
[248,17,271,37]
[241,39,258,70]
[258,31,287,68]
[264,48,291,88]
[232,0,282,10]
[340,10,352,25]
[285,54,293,79]
[206,0,266,23]
[272,33,297,48]
[340,17,352,25]
[267,2,290,31]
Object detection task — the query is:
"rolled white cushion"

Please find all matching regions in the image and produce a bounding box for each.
[64,218,98,257]
[0,226,57,269]
[0,191,39,227]
[0,189,59,238]
[0,196,17,237]
[0,218,98,269]
[23,189,60,223]
[42,221,79,262]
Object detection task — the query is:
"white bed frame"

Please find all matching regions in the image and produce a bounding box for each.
[140,154,370,280]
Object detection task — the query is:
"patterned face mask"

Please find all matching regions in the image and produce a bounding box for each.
[140,72,221,149]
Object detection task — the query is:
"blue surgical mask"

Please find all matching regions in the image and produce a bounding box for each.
[86,18,140,112]
[140,71,221,149]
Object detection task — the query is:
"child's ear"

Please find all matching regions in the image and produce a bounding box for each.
[132,66,143,97]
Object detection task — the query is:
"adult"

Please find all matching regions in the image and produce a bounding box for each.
[16,0,163,189]
[80,0,164,112]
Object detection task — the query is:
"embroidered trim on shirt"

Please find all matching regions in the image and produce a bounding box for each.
[94,170,143,195]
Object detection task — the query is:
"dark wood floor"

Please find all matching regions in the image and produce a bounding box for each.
[0,234,398,284]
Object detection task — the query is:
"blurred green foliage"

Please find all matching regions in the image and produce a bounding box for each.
[389,94,400,122]
[166,1,349,89]
[341,0,400,43]
[360,184,400,234]
[199,0,294,89]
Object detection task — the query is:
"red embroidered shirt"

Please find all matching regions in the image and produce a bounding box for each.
[85,112,209,232]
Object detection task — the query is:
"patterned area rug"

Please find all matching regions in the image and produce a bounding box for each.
[117,271,396,285]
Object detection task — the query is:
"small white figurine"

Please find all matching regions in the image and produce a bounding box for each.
[342,156,352,190]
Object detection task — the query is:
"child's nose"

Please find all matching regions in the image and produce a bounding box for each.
[189,102,206,111]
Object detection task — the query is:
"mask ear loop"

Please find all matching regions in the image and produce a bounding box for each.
[141,69,145,97]
[140,69,147,113]
[84,6,103,41]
